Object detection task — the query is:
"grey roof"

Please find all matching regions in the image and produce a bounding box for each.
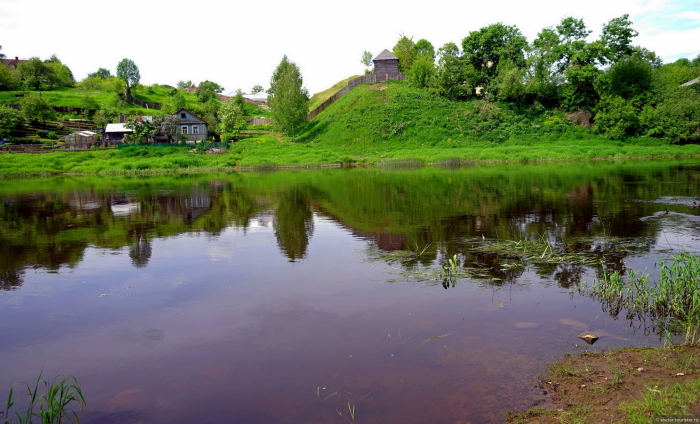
[373,49,398,61]
[680,77,700,87]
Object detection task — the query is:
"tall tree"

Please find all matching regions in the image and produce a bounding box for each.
[116,58,140,95]
[393,35,417,73]
[195,80,224,103]
[268,56,309,139]
[17,58,53,90]
[600,14,638,64]
[251,84,264,94]
[414,39,436,62]
[218,98,247,140]
[461,23,528,89]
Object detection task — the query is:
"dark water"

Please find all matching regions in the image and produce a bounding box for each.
[2,160,700,423]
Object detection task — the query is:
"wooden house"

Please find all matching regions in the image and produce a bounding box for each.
[175,108,208,142]
[1,57,28,70]
[103,123,133,144]
[373,49,400,82]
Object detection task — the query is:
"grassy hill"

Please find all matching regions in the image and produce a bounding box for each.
[299,80,597,148]
[308,75,360,111]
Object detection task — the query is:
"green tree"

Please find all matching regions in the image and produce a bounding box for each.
[17,57,53,90]
[0,105,23,139]
[461,23,528,89]
[80,96,99,118]
[361,50,373,74]
[195,80,224,103]
[177,80,194,89]
[116,58,140,94]
[92,108,118,131]
[218,98,247,140]
[600,14,638,64]
[268,56,309,139]
[414,39,435,62]
[594,95,641,139]
[393,35,416,73]
[273,189,314,262]
[408,56,435,89]
[434,42,470,100]
[606,55,652,99]
[88,68,112,79]
[0,64,20,91]
[20,92,55,124]
[252,84,264,94]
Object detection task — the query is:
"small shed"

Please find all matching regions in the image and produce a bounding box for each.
[63,131,97,150]
[373,49,400,82]
[103,123,133,144]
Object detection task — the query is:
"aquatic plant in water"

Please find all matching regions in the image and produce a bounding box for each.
[1,372,86,424]
[585,252,700,346]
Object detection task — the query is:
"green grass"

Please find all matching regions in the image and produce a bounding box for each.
[2,372,86,424]
[308,75,360,111]
[620,379,700,423]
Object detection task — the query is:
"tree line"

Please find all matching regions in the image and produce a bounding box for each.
[371,15,700,142]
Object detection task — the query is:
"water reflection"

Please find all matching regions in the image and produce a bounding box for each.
[273,189,314,262]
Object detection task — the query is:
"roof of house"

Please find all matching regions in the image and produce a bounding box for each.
[1,57,28,69]
[105,123,133,133]
[175,108,206,123]
[373,49,398,61]
[680,77,700,87]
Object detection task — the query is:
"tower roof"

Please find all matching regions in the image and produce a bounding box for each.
[373,49,398,61]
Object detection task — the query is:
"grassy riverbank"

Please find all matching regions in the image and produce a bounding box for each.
[508,346,700,423]
[2,136,700,177]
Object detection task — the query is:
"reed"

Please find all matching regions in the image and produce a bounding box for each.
[2,372,86,424]
[585,253,700,346]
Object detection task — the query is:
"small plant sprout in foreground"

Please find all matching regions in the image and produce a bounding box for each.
[2,372,86,424]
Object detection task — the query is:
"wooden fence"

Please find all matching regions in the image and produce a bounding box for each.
[247,118,273,125]
[125,94,162,110]
[305,72,404,121]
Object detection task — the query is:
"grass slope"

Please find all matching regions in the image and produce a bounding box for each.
[308,75,360,111]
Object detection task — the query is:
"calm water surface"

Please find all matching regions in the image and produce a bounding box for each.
[2,160,700,423]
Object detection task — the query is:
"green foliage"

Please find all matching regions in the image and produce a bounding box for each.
[640,89,700,143]
[0,65,20,91]
[20,93,55,124]
[594,95,640,139]
[17,58,53,91]
[116,58,140,93]
[461,23,527,88]
[177,80,194,89]
[218,99,247,139]
[251,84,264,94]
[408,57,435,89]
[88,68,112,79]
[361,50,373,71]
[195,80,224,103]
[607,55,653,99]
[2,372,86,424]
[268,56,309,138]
[600,14,638,64]
[0,105,23,139]
[393,35,416,73]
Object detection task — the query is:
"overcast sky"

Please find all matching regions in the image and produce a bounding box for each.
[1,0,699,96]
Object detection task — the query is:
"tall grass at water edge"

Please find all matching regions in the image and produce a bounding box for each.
[585,252,700,346]
[2,372,86,424]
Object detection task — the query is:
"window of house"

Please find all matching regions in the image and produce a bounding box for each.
[181,113,186,119]
[192,126,199,134]
[181,126,188,134]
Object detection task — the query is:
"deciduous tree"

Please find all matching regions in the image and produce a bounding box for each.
[268,56,309,139]
[0,105,23,139]
[116,58,140,94]
[20,92,55,124]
